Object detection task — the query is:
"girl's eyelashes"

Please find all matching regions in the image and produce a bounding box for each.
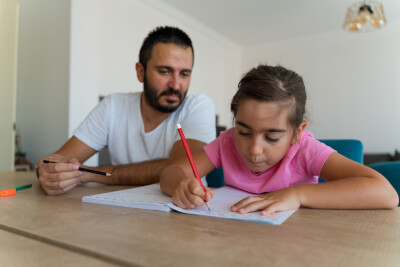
[238,131,250,136]
[265,137,279,142]
[238,131,280,142]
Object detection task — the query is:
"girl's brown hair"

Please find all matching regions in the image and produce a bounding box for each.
[231,64,307,132]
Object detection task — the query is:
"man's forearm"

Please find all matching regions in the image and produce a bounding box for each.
[82,139,206,186]
[85,158,173,185]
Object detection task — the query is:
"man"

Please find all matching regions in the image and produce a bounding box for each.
[36,26,216,195]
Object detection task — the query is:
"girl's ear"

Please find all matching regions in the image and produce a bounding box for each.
[291,121,308,144]
[135,62,145,83]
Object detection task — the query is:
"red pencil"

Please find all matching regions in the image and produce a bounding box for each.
[177,124,211,211]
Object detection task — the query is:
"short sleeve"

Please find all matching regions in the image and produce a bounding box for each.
[73,95,111,151]
[298,132,336,177]
[177,94,216,144]
[203,135,223,168]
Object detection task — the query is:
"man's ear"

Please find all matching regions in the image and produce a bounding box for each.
[291,121,308,144]
[135,62,145,83]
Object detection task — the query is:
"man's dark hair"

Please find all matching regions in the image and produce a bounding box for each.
[139,26,193,68]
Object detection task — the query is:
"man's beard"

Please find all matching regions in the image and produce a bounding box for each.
[143,76,187,113]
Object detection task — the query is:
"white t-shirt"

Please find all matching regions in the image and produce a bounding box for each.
[73,92,216,165]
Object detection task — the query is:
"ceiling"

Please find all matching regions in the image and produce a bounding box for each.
[163,0,400,46]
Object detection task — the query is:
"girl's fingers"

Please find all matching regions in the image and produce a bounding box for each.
[173,180,213,210]
[184,186,204,208]
[204,188,214,202]
[231,195,280,214]
[260,202,283,216]
[173,186,193,209]
[172,194,186,209]
[237,199,275,214]
[188,180,205,196]
[231,196,263,212]
[173,181,201,209]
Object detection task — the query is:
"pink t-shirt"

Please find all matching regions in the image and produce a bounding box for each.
[203,128,335,194]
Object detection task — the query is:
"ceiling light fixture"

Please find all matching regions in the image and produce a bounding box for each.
[343,0,387,32]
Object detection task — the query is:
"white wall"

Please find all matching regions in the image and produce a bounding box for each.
[0,0,19,171]
[242,22,400,153]
[16,0,70,166]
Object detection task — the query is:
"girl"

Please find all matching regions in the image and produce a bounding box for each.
[160,64,398,215]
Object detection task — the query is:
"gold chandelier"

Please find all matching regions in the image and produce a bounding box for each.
[343,1,387,32]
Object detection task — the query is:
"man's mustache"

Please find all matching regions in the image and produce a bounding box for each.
[159,88,182,98]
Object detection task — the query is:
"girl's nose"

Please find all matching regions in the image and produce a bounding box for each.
[249,137,263,156]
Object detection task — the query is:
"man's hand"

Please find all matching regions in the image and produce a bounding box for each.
[36,155,83,195]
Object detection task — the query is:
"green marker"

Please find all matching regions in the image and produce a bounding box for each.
[0,184,32,197]
[15,184,32,191]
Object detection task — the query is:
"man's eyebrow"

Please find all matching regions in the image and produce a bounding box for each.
[236,121,287,133]
[155,65,192,72]
[155,65,172,69]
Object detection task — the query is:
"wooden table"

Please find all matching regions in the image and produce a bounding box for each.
[1,171,399,267]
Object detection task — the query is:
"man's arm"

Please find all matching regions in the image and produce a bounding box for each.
[80,138,207,185]
[54,136,98,162]
[38,134,207,194]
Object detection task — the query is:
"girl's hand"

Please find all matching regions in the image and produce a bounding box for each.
[231,187,301,215]
[172,178,214,209]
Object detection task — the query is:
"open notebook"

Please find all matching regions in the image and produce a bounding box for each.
[82,183,297,225]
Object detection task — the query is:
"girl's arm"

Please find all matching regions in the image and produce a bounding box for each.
[232,152,398,215]
[160,149,216,209]
[299,152,399,209]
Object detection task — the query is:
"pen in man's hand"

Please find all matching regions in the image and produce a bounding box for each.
[43,160,112,176]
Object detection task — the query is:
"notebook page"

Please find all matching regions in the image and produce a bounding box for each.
[82,183,172,212]
[167,186,297,225]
